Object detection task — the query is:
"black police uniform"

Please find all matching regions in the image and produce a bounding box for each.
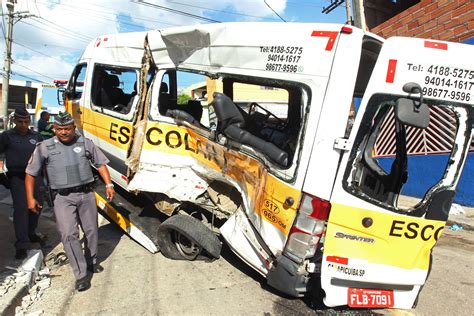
[0,118,43,254]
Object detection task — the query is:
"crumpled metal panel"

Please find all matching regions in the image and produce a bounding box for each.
[127,164,208,201]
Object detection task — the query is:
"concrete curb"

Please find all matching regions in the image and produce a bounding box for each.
[0,249,44,316]
[0,284,28,316]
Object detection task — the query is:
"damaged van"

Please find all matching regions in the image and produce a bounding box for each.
[63,22,473,309]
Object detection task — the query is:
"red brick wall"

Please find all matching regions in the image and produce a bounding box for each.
[370,0,474,42]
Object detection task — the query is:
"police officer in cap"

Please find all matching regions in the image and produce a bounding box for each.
[0,108,44,259]
[25,111,115,291]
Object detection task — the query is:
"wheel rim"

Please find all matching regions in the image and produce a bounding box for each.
[172,230,202,260]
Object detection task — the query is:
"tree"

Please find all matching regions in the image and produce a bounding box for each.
[177,93,191,105]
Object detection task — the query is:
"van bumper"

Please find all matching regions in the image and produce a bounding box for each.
[266,255,311,297]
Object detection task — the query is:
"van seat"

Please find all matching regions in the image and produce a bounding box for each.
[210,92,288,166]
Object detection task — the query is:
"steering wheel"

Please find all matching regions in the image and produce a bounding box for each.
[247,102,286,128]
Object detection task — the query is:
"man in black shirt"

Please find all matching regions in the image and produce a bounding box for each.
[0,108,44,259]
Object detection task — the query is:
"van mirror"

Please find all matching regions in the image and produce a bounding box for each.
[57,88,66,106]
[395,97,430,129]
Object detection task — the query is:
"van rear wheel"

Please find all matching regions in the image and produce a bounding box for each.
[173,230,202,260]
[157,214,221,261]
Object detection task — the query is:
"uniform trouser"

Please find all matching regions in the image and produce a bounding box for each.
[9,175,43,251]
[53,191,98,280]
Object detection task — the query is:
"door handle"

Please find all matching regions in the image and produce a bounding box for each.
[77,109,82,114]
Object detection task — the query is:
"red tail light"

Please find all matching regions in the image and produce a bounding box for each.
[284,193,331,263]
[341,26,353,34]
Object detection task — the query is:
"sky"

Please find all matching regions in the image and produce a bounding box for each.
[0,0,348,108]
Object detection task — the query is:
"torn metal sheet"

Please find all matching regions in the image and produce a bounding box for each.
[160,27,211,66]
[127,165,208,201]
[126,35,155,178]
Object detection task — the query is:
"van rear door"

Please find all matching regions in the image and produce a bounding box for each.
[321,37,473,309]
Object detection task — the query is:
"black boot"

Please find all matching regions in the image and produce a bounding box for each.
[75,276,91,292]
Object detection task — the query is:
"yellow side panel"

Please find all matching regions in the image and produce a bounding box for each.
[80,107,300,236]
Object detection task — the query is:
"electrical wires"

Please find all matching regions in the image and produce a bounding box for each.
[134,0,221,23]
[264,0,286,22]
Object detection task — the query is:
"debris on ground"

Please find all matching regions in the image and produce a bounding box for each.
[14,267,50,316]
[450,224,463,231]
[449,203,465,215]
[0,273,17,298]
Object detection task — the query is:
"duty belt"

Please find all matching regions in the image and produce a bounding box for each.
[54,183,95,196]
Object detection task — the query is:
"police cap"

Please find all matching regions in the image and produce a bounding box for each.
[54,111,75,126]
[14,108,30,119]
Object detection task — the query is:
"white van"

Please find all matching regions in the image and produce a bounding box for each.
[63,22,473,309]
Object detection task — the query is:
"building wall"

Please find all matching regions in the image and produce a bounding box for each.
[370,0,473,43]
[205,79,288,103]
[379,153,473,206]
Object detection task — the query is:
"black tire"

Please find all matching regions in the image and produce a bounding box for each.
[157,214,221,261]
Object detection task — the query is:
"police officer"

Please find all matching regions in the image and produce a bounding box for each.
[0,108,44,260]
[25,112,115,292]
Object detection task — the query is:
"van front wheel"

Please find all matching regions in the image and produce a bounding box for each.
[157,214,221,261]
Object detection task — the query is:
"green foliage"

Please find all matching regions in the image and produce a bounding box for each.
[178,93,192,105]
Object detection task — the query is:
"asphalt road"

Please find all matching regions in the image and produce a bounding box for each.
[15,211,472,316]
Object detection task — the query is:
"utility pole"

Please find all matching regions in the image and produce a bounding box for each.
[0,0,33,130]
[352,0,367,30]
[345,0,353,25]
[1,0,15,130]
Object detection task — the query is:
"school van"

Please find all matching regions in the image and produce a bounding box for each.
[62,22,473,309]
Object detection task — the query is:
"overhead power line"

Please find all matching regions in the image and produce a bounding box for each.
[12,40,66,63]
[15,40,83,50]
[322,0,353,25]
[11,70,48,84]
[33,16,93,42]
[19,20,89,43]
[322,0,344,14]
[134,0,221,23]
[264,0,286,22]
[167,1,279,21]
[14,62,56,81]
[36,0,182,28]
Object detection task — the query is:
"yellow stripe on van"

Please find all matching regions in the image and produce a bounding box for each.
[95,193,132,231]
[81,106,299,235]
[324,203,444,270]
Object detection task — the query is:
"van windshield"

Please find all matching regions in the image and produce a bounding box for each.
[343,94,472,217]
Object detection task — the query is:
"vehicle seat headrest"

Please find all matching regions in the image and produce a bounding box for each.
[105,75,120,88]
[160,82,169,94]
[211,92,245,130]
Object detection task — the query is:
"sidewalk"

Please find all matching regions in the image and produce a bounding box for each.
[0,186,61,315]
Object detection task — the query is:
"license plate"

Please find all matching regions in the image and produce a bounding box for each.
[347,288,394,308]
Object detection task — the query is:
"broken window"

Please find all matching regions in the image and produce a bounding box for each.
[213,77,304,168]
[149,69,305,171]
[344,94,471,214]
[152,70,207,129]
[91,65,139,117]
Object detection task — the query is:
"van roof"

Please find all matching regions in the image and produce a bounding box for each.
[81,22,368,77]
